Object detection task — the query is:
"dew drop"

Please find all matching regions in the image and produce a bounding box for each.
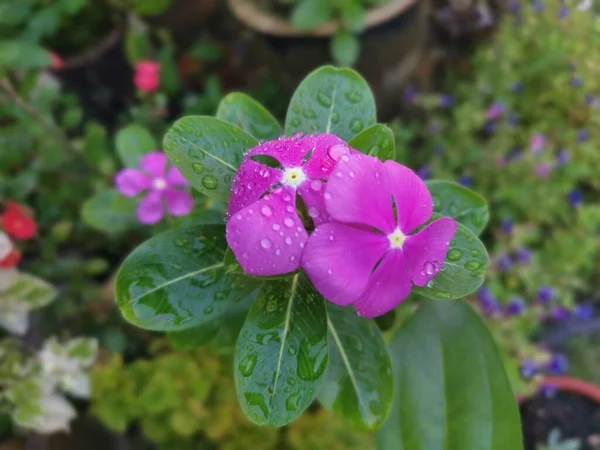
[284,217,294,228]
[201,175,217,190]
[465,260,482,271]
[328,143,350,161]
[272,224,281,231]
[324,192,332,200]
[275,248,281,256]
[261,205,273,217]
[327,269,333,275]
[236,214,243,220]
[349,118,363,133]
[336,171,343,178]
[447,248,463,261]
[286,204,295,213]
[261,238,272,249]
[310,180,322,191]
[285,237,293,245]
[345,91,363,103]
[308,207,320,218]
[349,171,355,178]
[192,163,205,174]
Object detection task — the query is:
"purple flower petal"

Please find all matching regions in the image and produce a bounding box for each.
[403,217,457,287]
[226,187,307,276]
[325,154,395,233]
[141,152,168,178]
[115,168,151,197]
[302,223,388,306]
[164,188,193,217]
[245,134,308,168]
[385,160,434,234]
[136,191,164,224]
[165,166,189,186]
[298,181,330,226]
[302,133,353,179]
[353,251,413,317]
[228,159,282,216]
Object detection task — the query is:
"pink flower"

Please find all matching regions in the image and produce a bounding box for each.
[115,152,192,224]
[49,52,64,70]
[530,133,545,155]
[134,61,161,93]
[226,133,354,276]
[301,154,457,318]
[535,163,551,178]
[485,101,505,120]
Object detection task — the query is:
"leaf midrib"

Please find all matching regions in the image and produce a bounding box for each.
[189,142,238,172]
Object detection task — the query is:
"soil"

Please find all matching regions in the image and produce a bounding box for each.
[520,390,600,450]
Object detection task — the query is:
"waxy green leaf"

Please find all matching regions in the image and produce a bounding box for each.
[81,189,138,234]
[216,93,282,141]
[115,124,157,168]
[235,274,328,426]
[378,299,523,450]
[285,66,376,141]
[348,124,396,161]
[318,304,393,430]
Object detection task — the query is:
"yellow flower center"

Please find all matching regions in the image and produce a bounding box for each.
[388,228,406,249]
[282,167,307,188]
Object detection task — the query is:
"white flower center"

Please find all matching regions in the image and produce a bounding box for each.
[282,167,307,188]
[388,228,406,249]
[153,177,167,191]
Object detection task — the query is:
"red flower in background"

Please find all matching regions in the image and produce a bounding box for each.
[1,201,37,240]
[50,52,64,70]
[134,60,161,93]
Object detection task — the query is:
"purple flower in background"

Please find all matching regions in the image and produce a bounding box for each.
[568,189,583,207]
[538,285,554,304]
[574,304,594,320]
[478,286,500,316]
[226,133,352,276]
[506,146,523,162]
[571,76,582,88]
[417,164,431,180]
[404,86,418,103]
[530,134,545,155]
[497,253,512,271]
[506,297,526,316]
[457,176,473,187]
[302,154,457,317]
[508,1,519,13]
[520,359,539,379]
[485,101,505,120]
[546,354,568,375]
[577,129,589,143]
[535,163,551,178]
[541,384,558,398]
[556,149,569,166]
[511,82,524,93]
[500,218,513,234]
[516,247,532,264]
[483,120,495,135]
[115,152,192,224]
[440,94,455,108]
[551,306,570,321]
[559,6,569,18]
[531,0,543,12]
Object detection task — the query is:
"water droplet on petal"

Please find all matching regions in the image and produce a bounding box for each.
[308,207,320,218]
[236,214,243,220]
[327,269,333,275]
[272,224,281,231]
[261,205,273,217]
[324,192,332,200]
[336,171,343,178]
[284,217,294,228]
[285,237,293,245]
[328,143,350,161]
[349,171,355,178]
[286,205,295,213]
[310,180,322,191]
[261,238,272,249]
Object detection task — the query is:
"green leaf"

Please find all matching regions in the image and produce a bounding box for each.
[285,66,376,141]
[0,41,51,69]
[331,28,360,67]
[427,181,489,235]
[318,304,393,430]
[115,224,260,331]
[115,124,157,168]
[0,272,57,309]
[131,0,171,16]
[81,190,139,234]
[163,116,258,200]
[235,274,328,426]
[291,0,332,30]
[158,45,181,96]
[124,24,151,65]
[378,299,523,450]
[348,124,395,161]
[340,0,366,31]
[216,93,282,141]
[413,220,488,300]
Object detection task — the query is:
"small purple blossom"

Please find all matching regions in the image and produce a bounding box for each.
[510,82,524,93]
[478,287,500,316]
[115,152,192,224]
[546,354,568,375]
[500,218,513,234]
[535,163,551,178]
[440,95,455,108]
[530,134,545,155]
[559,6,569,18]
[541,384,558,398]
[574,304,594,320]
[417,164,431,180]
[538,286,554,304]
[497,254,512,271]
[302,153,457,317]
[516,248,532,264]
[485,101,505,120]
[506,297,526,316]
[482,120,495,135]
[568,189,583,207]
[551,306,570,321]
[556,149,569,166]
[571,76,582,88]
[531,0,543,12]
[577,129,589,143]
[520,359,539,379]
[508,1,519,13]
[404,86,418,103]
[457,176,473,187]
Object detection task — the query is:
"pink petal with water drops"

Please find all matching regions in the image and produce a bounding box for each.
[115,168,151,197]
[384,160,433,234]
[245,134,310,168]
[298,181,330,226]
[226,187,308,276]
[302,133,353,179]
[140,152,168,178]
[164,188,193,217]
[166,166,189,186]
[353,251,413,318]
[403,217,457,287]
[137,191,164,224]
[228,159,282,216]
[325,154,395,233]
[301,223,389,306]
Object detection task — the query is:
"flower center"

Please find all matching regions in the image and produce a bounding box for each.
[282,167,307,188]
[153,177,167,191]
[388,228,406,249]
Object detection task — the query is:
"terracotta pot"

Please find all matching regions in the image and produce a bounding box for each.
[542,376,600,403]
[228,0,429,118]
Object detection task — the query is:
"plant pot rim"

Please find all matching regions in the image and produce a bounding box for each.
[519,376,600,405]
[227,0,418,38]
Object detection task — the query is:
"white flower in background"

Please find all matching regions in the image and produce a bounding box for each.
[39,337,98,399]
[25,393,77,434]
[0,232,12,259]
[0,271,57,335]
[578,0,591,11]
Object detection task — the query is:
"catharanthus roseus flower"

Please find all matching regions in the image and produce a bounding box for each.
[301,153,457,317]
[529,133,545,155]
[1,201,37,240]
[226,133,354,276]
[115,152,193,224]
[134,60,161,93]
